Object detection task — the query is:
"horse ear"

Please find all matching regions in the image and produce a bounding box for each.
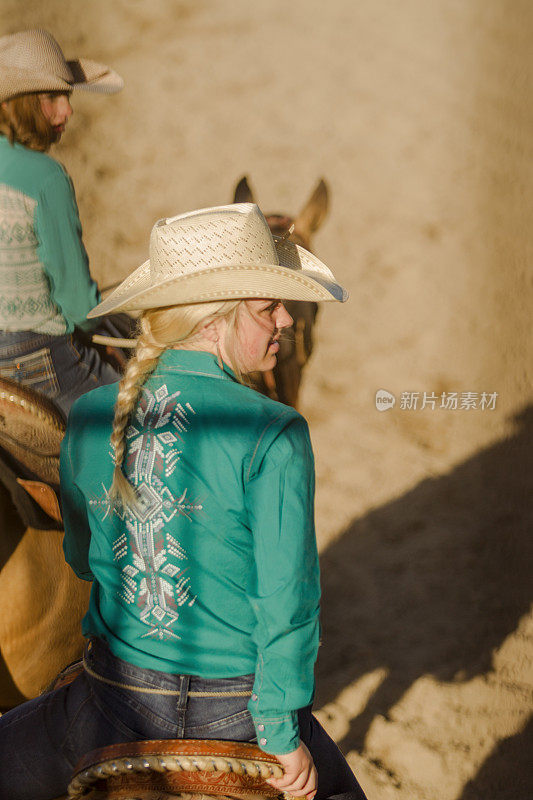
[294,179,329,237]
[233,176,255,204]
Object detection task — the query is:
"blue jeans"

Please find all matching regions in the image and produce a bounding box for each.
[0,330,120,420]
[0,638,366,800]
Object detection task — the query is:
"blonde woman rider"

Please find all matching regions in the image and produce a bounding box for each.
[0,29,123,418]
[0,204,367,800]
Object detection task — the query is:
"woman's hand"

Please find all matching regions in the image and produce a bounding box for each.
[266,741,317,798]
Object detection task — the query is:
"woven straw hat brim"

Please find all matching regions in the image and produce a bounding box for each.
[0,60,123,102]
[67,58,124,94]
[88,247,348,318]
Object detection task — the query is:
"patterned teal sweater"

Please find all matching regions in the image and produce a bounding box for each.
[0,135,100,334]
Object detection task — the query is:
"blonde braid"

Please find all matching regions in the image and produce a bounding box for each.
[109,317,165,509]
[108,299,245,511]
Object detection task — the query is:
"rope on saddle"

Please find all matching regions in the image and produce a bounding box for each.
[67,752,284,798]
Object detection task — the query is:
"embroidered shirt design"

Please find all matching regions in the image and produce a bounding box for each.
[90,383,201,640]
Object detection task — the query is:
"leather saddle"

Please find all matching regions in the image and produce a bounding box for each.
[68,738,286,800]
[0,377,64,528]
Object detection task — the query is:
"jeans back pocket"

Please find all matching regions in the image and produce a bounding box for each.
[0,346,59,396]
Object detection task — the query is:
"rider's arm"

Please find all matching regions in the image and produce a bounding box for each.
[59,421,94,581]
[34,165,101,333]
[244,415,320,756]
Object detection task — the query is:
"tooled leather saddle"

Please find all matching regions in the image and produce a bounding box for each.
[67,738,286,800]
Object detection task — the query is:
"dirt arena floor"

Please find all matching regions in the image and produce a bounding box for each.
[3,1,532,797]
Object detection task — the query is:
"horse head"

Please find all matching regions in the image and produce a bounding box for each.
[233,176,329,409]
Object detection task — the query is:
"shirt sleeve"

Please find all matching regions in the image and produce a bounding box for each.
[34,166,100,332]
[60,419,94,581]
[244,415,320,755]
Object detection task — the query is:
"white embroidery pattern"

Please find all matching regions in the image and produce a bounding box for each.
[90,383,200,640]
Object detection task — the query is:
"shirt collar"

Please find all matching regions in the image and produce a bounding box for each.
[154,349,238,382]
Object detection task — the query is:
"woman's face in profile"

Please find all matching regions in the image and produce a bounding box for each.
[39,91,73,142]
[230,299,293,374]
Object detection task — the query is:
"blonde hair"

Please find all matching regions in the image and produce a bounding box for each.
[0,93,56,151]
[109,299,244,510]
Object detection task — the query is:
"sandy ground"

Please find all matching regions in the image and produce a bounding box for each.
[3,1,532,797]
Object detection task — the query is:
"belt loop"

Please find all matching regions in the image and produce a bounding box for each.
[176,674,190,738]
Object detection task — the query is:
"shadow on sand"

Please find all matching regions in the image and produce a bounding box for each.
[316,405,532,793]
[459,716,533,800]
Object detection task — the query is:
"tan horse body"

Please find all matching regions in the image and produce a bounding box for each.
[0,179,330,709]
[0,526,90,706]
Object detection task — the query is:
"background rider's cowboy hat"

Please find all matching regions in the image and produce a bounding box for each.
[0,29,123,103]
[88,203,349,317]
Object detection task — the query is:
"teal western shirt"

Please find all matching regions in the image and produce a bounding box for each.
[0,135,100,334]
[60,350,320,754]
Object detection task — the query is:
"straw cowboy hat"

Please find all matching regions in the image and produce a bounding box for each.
[0,29,123,103]
[88,203,348,317]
